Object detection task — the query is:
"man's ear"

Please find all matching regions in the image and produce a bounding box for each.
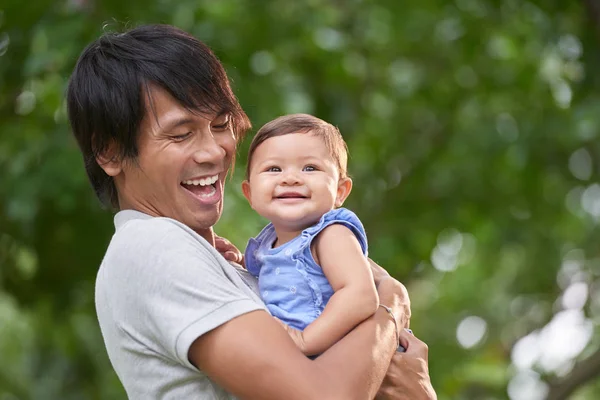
[241,180,252,207]
[96,142,122,177]
[335,177,353,207]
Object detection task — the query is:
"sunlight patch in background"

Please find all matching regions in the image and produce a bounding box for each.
[510,309,593,399]
[431,229,476,272]
[562,282,589,310]
[250,50,276,76]
[511,310,592,373]
[456,316,487,349]
[581,184,600,219]
[569,148,592,181]
[507,246,593,399]
[508,369,548,400]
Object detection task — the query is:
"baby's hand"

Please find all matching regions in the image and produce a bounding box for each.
[275,318,308,355]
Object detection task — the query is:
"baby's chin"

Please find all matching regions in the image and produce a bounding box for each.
[271,216,322,233]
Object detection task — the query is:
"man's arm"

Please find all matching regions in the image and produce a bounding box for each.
[189,278,408,400]
[369,259,411,328]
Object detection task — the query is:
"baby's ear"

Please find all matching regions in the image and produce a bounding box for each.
[335,177,353,207]
[241,180,252,206]
[96,142,123,177]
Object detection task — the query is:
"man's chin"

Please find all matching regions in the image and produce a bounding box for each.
[186,210,221,231]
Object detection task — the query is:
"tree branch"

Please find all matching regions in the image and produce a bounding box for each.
[584,0,600,33]
[546,348,600,400]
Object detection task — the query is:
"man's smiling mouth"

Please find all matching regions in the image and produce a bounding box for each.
[181,174,219,198]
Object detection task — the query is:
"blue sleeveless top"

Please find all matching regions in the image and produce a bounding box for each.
[244,208,368,331]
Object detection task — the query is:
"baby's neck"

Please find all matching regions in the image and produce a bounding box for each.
[271,227,303,248]
[271,211,333,247]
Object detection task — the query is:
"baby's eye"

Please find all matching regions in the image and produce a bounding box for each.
[266,166,281,172]
[303,165,317,172]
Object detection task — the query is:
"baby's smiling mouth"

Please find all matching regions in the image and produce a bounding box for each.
[275,191,308,199]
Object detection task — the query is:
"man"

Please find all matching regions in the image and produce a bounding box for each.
[67,24,436,399]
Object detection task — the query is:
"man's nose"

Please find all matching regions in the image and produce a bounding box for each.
[192,132,227,165]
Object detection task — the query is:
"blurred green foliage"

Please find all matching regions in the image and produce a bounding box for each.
[1,0,599,399]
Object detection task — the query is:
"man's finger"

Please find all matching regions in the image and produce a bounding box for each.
[214,237,231,249]
[401,331,429,359]
[398,329,411,351]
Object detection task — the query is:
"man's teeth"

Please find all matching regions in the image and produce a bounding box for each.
[182,175,218,186]
[199,185,216,198]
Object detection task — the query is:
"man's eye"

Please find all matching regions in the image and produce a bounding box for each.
[303,165,317,172]
[266,166,281,172]
[173,132,192,141]
[212,117,231,131]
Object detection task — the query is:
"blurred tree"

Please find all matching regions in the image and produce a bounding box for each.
[0,0,599,399]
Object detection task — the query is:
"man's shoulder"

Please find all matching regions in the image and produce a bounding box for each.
[98,213,219,290]
[115,212,192,241]
[110,213,212,257]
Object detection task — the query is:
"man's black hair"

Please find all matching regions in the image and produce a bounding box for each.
[67,24,250,209]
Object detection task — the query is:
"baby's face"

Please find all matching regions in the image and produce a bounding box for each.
[243,132,350,232]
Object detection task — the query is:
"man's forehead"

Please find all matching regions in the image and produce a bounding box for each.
[143,85,226,126]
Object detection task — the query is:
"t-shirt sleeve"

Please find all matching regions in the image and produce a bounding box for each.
[103,218,265,370]
[301,207,368,256]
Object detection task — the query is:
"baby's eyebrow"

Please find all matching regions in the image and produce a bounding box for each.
[301,156,324,163]
[253,158,281,167]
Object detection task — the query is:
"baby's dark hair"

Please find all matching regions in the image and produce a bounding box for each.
[246,114,348,180]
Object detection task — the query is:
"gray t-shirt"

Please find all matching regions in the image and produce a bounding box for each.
[95,210,266,399]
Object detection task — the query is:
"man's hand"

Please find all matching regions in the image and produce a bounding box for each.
[368,258,391,288]
[214,235,244,266]
[376,330,437,400]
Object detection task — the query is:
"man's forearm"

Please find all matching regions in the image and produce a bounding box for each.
[189,279,410,400]
[313,307,399,399]
[311,279,408,400]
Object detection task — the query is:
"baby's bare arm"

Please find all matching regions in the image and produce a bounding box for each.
[293,224,379,356]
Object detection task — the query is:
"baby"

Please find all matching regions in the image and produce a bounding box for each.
[242,113,379,356]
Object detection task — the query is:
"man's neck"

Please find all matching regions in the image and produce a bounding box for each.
[196,227,215,247]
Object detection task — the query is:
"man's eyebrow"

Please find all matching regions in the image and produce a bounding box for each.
[160,117,195,132]
[159,110,229,132]
[214,111,231,121]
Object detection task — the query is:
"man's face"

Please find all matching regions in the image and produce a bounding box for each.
[109,86,235,237]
